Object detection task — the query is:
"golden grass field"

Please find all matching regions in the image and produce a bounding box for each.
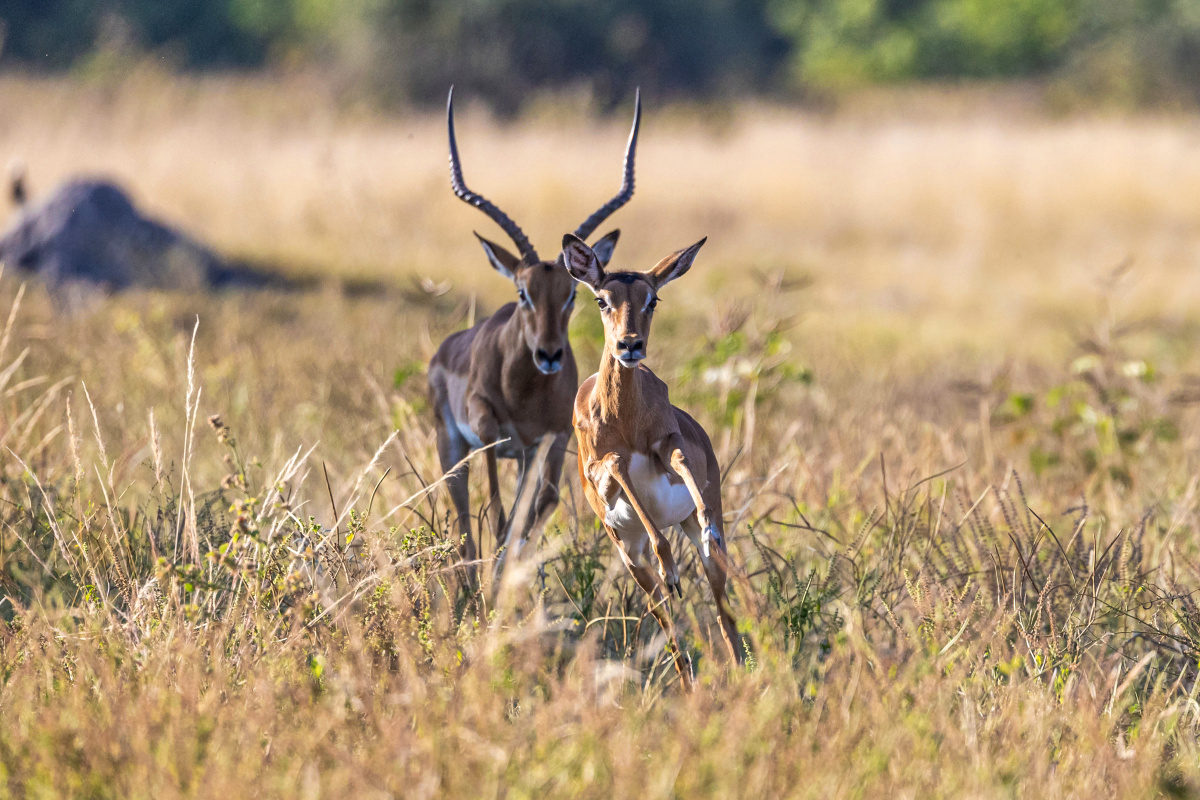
[6,74,1200,797]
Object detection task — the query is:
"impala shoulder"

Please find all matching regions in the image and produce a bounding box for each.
[637,365,672,402]
[461,303,513,346]
[575,373,599,404]
[673,405,713,447]
[430,326,478,372]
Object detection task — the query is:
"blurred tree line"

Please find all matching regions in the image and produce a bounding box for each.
[2,0,1199,109]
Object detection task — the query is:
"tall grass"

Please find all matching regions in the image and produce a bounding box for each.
[5,77,1200,796]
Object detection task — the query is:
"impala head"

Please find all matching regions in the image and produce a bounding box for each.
[473,229,620,374]
[561,234,707,369]
[447,87,640,375]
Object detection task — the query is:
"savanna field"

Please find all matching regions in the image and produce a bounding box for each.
[9,75,1200,797]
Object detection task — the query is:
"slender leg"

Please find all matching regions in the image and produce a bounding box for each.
[484,448,508,550]
[492,445,534,580]
[466,397,507,552]
[681,515,741,664]
[509,446,532,530]
[435,416,476,587]
[603,453,681,597]
[612,529,693,691]
[514,433,568,543]
[655,432,716,533]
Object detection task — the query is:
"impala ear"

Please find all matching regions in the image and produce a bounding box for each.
[475,232,522,280]
[648,237,706,290]
[560,233,605,290]
[590,229,620,267]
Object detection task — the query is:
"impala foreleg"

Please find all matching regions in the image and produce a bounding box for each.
[501,436,568,570]
[483,449,507,549]
[656,433,722,557]
[585,452,618,504]
[681,515,741,664]
[601,452,681,597]
[609,525,693,690]
[522,433,568,542]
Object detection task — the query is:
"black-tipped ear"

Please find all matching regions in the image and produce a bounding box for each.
[648,237,706,289]
[475,232,522,280]
[561,233,605,290]
[590,229,620,267]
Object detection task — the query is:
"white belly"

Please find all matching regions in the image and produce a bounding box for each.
[604,453,695,532]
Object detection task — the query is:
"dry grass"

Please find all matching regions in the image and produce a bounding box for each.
[5,74,1200,797]
[5,73,1200,352]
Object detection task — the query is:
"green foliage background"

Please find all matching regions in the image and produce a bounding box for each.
[2,0,1200,107]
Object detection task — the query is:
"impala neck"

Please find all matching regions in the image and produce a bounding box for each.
[596,340,641,421]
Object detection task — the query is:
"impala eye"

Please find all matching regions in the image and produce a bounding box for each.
[517,288,530,306]
[648,297,659,310]
[596,297,608,311]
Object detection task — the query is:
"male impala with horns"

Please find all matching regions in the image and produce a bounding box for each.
[428,88,642,581]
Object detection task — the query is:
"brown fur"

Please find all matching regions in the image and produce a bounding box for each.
[434,88,640,585]
[428,249,582,579]
[564,234,742,688]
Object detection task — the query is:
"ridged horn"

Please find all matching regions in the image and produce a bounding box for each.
[447,86,539,263]
[574,88,641,242]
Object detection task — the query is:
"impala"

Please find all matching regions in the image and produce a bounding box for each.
[562,233,741,687]
[428,88,641,578]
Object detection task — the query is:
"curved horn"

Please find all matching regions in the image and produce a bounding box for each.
[574,88,641,242]
[447,87,539,263]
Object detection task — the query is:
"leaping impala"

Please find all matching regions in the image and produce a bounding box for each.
[428,88,641,578]
[562,233,741,686]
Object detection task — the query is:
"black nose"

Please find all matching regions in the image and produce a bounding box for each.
[536,348,563,365]
[616,339,644,354]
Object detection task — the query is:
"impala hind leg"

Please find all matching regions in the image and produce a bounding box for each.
[618,542,694,691]
[435,420,477,587]
[681,514,742,664]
